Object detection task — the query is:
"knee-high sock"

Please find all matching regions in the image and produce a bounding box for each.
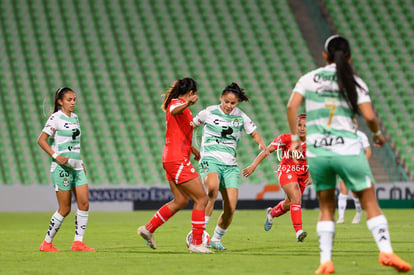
[145,204,173,233]
[192,210,205,245]
[317,221,335,263]
[337,193,348,219]
[271,200,287,217]
[211,225,227,242]
[352,196,362,214]
[367,215,393,253]
[74,209,89,242]
[45,211,64,243]
[290,203,302,232]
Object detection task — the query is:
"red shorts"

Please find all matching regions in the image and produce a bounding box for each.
[277,171,308,194]
[163,159,199,184]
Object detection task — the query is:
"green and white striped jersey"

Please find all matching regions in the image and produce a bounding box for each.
[293,63,371,157]
[42,110,83,171]
[193,105,256,165]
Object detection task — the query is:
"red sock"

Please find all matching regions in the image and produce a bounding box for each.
[145,204,173,233]
[271,200,287,217]
[290,203,302,232]
[191,210,205,245]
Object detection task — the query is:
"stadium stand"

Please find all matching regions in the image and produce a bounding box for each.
[0,0,410,187]
[323,0,414,178]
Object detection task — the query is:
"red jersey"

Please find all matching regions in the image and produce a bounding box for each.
[162,98,194,162]
[271,133,308,176]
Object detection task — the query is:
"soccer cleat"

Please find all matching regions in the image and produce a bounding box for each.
[379,252,411,273]
[351,212,362,224]
[296,230,307,242]
[40,240,60,252]
[189,244,214,254]
[264,207,274,231]
[210,241,227,250]
[315,260,335,274]
[137,226,156,249]
[71,241,96,251]
[336,217,344,224]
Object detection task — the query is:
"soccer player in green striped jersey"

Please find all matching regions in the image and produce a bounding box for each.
[287,35,410,273]
[193,82,269,250]
[38,88,95,252]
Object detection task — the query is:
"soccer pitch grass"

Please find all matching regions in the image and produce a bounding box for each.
[1,209,413,274]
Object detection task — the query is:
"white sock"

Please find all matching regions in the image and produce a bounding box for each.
[317,221,335,263]
[352,196,362,213]
[367,215,393,253]
[74,209,89,242]
[205,216,210,227]
[45,211,64,243]
[337,193,348,219]
[211,225,227,242]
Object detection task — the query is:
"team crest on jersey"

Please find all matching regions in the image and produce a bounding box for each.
[231,119,240,127]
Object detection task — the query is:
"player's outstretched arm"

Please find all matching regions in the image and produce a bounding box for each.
[242,144,275,177]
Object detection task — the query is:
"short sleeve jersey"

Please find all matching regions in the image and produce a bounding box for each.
[162,98,194,162]
[293,63,371,157]
[42,110,82,171]
[271,133,308,176]
[193,105,256,165]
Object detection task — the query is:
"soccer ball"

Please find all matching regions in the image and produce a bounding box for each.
[185,230,211,247]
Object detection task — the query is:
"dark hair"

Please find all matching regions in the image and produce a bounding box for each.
[298,113,306,119]
[161,78,198,111]
[53,87,73,113]
[324,35,361,114]
[222,82,248,102]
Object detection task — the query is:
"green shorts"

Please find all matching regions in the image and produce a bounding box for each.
[51,165,88,191]
[308,152,375,192]
[199,159,240,190]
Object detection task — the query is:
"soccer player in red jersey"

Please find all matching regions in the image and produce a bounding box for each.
[243,114,310,242]
[137,78,213,253]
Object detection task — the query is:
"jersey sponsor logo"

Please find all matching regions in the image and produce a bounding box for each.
[215,139,234,145]
[315,85,338,97]
[72,129,80,140]
[313,136,345,148]
[68,145,80,151]
[220,126,233,138]
[213,118,227,125]
[313,72,337,83]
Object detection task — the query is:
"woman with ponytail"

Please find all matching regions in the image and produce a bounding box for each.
[193,82,269,250]
[287,35,411,273]
[38,88,95,252]
[137,78,213,254]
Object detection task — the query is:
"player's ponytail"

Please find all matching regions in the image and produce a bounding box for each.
[161,78,198,111]
[53,87,73,113]
[324,35,361,115]
[222,82,248,102]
